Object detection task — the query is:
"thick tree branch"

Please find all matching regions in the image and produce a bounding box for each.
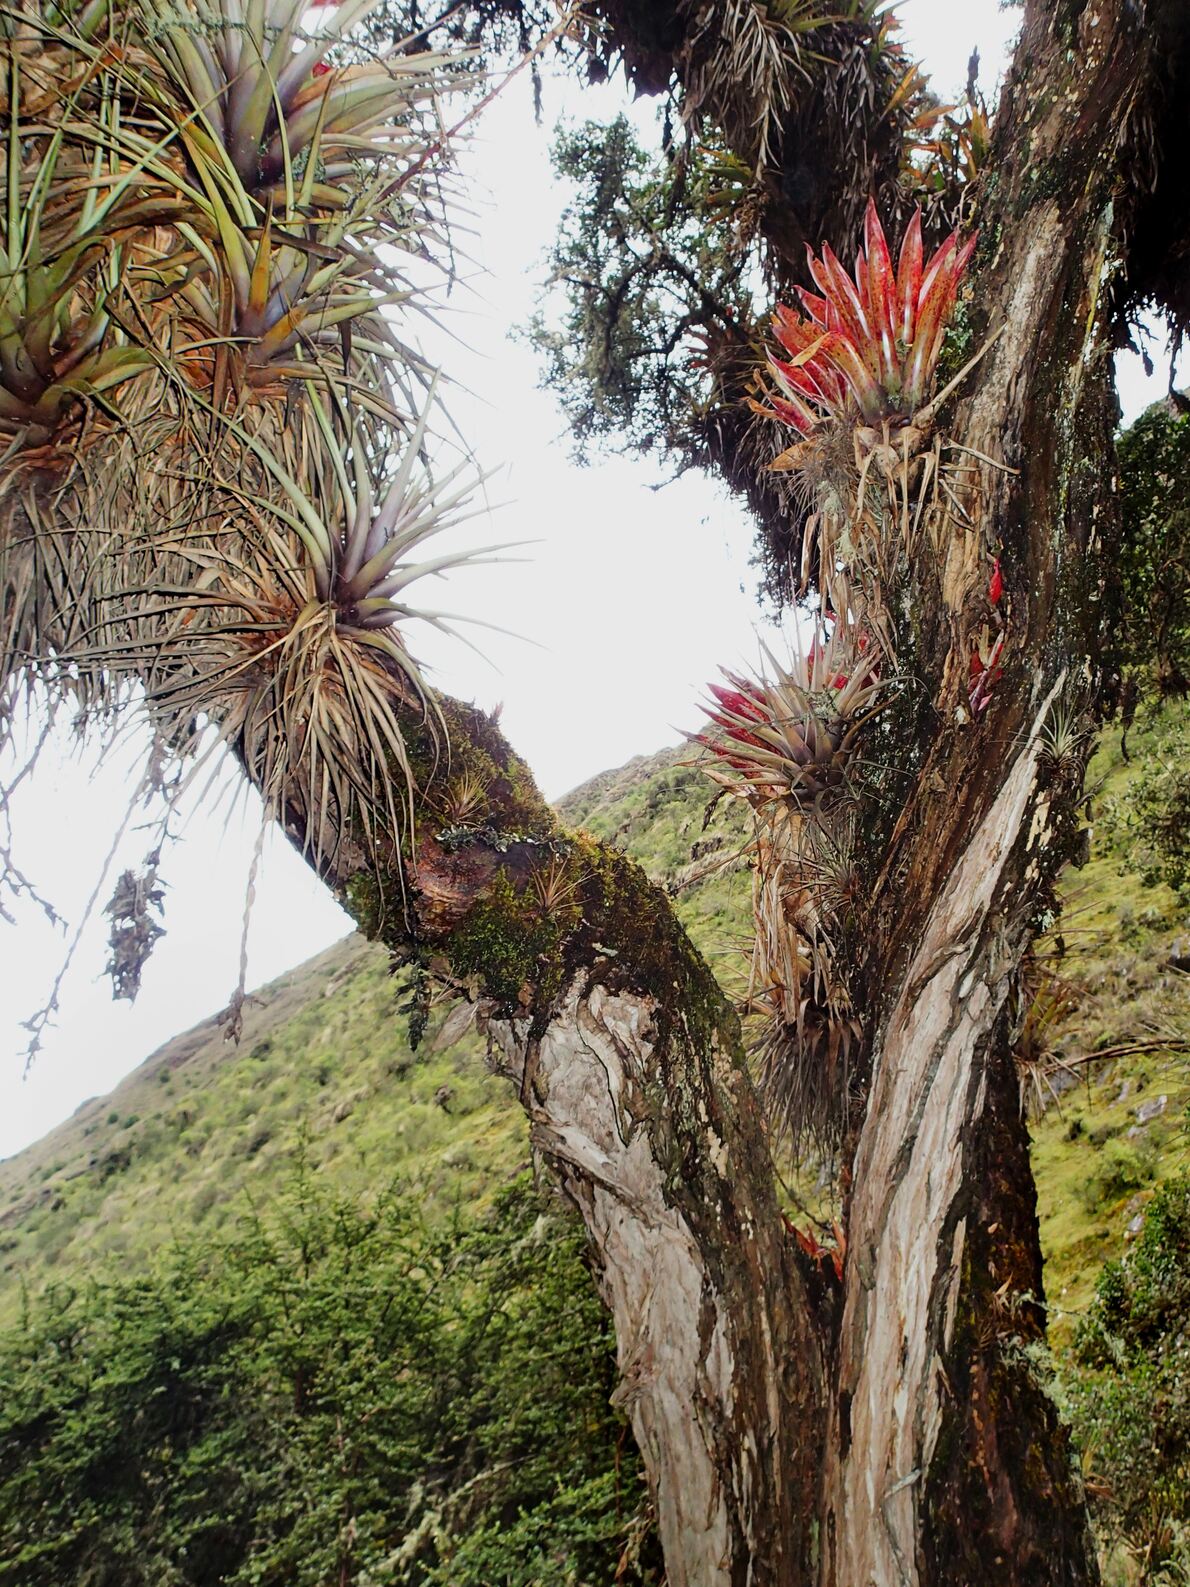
[277,697,829,1586]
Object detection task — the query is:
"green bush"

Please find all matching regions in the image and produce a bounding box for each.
[1129,760,1190,905]
[1063,1175,1190,1581]
[1102,718,1190,905]
[1081,1139,1158,1213]
[0,1165,658,1587]
[1116,403,1190,696]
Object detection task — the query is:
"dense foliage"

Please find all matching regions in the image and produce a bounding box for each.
[530,115,758,464]
[0,1165,657,1587]
[1116,403,1190,696]
[1103,714,1190,906]
[1064,1175,1190,1582]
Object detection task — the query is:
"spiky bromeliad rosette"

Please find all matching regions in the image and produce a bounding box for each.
[0,0,494,878]
[693,591,883,1150]
[759,200,976,443]
[698,199,987,1150]
[752,198,994,616]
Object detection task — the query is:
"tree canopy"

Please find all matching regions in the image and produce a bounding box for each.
[3,1,1189,1583]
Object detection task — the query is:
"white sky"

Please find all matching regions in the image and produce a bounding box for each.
[1,0,1184,1160]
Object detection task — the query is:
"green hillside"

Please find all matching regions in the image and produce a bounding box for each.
[0,704,1187,1583]
[1030,707,1190,1340]
[3,708,1188,1326]
[0,748,754,1317]
[0,936,525,1315]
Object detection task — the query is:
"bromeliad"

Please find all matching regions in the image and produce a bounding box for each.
[693,609,885,809]
[130,0,456,205]
[756,199,976,437]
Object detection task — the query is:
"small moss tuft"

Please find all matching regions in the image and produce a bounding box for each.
[449,870,565,1010]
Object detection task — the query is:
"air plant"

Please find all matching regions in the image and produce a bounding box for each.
[744,820,860,1152]
[109,383,504,865]
[300,382,498,632]
[434,766,490,826]
[694,605,885,809]
[159,195,421,403]
[129,0,459,207]
[0,0,110,41]
[146,544,428,863]
[0,0,504,1026]
[799,810,865,927]
[1037,698,1092,788]
[69,0,463,434]
[0,61,157,449]
[0,0,463,448]
[1013,961,1081,1117]
[677,0,917,219]
[968,626,1004,714]
[692,592,876,1147]
[756,199,977,438]
[529,850,582,917]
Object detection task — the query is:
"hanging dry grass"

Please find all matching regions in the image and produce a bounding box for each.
[742,807,861,1151]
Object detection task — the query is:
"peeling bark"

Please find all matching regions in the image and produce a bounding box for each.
[179,4,1183,1577]
[337,719,829,1585]
[6,0,1189,1582]
[824,683,1093,1587]
[808,8,1151,1579]
[488,983,740,1584]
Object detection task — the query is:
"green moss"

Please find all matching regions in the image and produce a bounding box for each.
[344,870,384,938]
[1030,698,1190,1347]
[449,869,564,1009]
[405,696,557,845]
[567,830,740,1059]
[936,299,975,389]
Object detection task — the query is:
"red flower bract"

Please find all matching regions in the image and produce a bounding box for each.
[760,200,977,435]
[691,623,885,809]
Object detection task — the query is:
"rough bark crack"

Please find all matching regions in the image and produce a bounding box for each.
[825,684,1061,1587]
[486,979,738,1585]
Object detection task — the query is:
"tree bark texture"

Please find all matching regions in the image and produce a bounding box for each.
[348,6,1163,1581]
[5,1,1187,1583]
[335,708,829,1585]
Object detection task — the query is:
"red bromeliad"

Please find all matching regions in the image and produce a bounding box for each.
[693,617,885,808]
[759,199,977,436]
[968,629,1005,714]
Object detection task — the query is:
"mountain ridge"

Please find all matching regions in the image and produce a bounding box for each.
[1,718,1187,1342]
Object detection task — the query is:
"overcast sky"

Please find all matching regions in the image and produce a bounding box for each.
[1,0,1183,1160]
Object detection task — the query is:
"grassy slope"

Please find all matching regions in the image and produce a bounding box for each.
[0,938,528,1321]
[1,711,1186,1350]
[1030,704,1190,1343]
[0,748,750,1324]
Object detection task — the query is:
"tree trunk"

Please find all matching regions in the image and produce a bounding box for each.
[823,690,1094,1585]
[334,703,830,1584]
[325,6,1154,1581]
[5,0,1186,1582]
[484,978,816,1585]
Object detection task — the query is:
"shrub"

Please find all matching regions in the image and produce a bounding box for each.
[1081,1140,1157,1213]
[1063,1175,1190,1580]
[1130,762,1190,904]
[0,1166,658,1587]
[1116,403,1190,697]
[1102,718,1190,905]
